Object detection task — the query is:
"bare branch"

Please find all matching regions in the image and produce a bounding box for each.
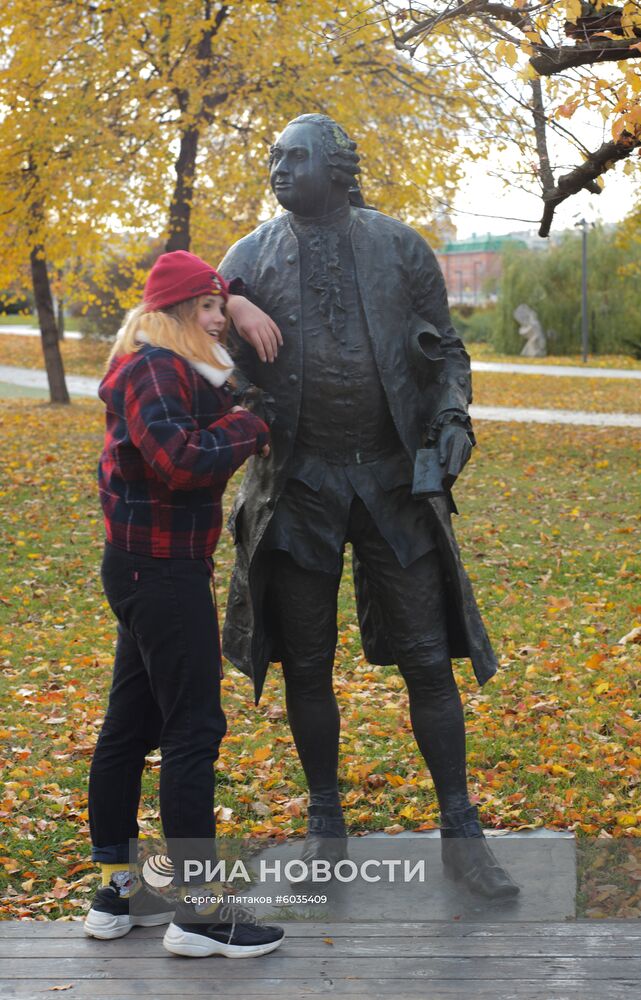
[530,76,554,193]
[539,135,641,237]
[531,39,641,75]
[396,0,532,47]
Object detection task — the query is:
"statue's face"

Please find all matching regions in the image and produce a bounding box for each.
[269,122,347,217]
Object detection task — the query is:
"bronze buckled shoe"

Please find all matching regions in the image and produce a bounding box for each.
[295,809,347,887]
[441,836,520,899]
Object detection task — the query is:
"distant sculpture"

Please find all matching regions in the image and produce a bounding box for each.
[514,303,547,357]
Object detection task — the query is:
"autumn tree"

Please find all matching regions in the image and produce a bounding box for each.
[365,1,641,235]
[92,1,475,260]
[1,0,479,395]
[0,1,151,402]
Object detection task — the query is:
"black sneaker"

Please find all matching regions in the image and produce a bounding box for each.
[84,881,175,940]
[163,898,285,958]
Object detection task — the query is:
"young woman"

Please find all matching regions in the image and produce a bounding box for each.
[84,250,284,958]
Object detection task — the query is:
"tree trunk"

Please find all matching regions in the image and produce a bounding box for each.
[164,124,199,253]
[57,297,65,340]
[163,5,230,254]
[30,245,70,404]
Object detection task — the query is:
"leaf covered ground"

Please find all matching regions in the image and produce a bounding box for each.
[472,372,641,414]
[0,394,640,919]
[0,333,109,378]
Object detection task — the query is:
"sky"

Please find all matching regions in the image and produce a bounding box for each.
[442,64,639,243]
[452,158,638,241]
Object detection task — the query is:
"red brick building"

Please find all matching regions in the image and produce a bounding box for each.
[435,234,526,306]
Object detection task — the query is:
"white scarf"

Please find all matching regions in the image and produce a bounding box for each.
[134,331,234,387]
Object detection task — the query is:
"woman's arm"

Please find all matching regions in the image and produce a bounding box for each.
[226,295,282,363]
[124,352,269,491]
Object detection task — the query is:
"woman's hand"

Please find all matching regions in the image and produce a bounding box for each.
[226,295,283,363]
[231,406,270,458]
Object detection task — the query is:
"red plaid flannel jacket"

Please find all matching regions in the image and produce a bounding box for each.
[98,343,269,558]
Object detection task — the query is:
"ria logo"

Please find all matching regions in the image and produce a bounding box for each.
[141,854,174,888]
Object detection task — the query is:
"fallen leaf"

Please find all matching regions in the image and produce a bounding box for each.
[617,626,641,645]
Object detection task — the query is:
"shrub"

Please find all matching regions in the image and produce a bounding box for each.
[495,227,641,356]
[451,306,496,344]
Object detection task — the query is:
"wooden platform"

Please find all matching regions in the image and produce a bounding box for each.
[1,920,640,999]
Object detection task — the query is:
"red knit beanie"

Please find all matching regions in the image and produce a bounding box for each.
[143,251,230,312]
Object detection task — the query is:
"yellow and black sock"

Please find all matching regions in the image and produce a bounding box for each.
[101,863,141,898]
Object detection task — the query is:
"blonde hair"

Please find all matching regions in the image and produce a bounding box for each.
[107,296,230,370]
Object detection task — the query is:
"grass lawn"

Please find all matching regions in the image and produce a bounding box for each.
[0,316,35,327]
[0,397,639,918]
[0,315,81,332]
[472,372,641,414]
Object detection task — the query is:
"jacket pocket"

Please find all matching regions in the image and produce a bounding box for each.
[407,312,445,384]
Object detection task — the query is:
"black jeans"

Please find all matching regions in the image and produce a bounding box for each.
[267,497,472,819]
[88,543,227,865]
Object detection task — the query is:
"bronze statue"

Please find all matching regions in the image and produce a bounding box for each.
[219,114,518,898]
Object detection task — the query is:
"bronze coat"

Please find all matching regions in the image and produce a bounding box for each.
[219,208,498,702]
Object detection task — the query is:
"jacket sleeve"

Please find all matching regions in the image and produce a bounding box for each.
[406,232,475,444]
[124,351,269,491]
[218,237,275,424]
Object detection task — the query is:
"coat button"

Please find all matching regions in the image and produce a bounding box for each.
[288,373,298,384]
[266,497,275,509]
[457,375,467,387]
[288,314,297,324]
[286,253,296,264]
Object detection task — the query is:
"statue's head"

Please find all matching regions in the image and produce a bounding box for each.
[269,114,361,217]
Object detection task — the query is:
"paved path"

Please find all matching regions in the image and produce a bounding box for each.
[0,366,99,398]
[5,326,641,379]
[2,328,641,378]
[473,360,641,380]
[471,404,641,428]
[1,365,640,428]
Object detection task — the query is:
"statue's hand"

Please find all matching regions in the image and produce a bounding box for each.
[437,423,473,488]
[226,295,283,363]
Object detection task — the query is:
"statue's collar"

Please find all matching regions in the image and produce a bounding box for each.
[290,203,352,232]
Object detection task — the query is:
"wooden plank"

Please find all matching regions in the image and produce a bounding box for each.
[0,979,639,1000]
[2,955,641,980]
[1,919,638,938]
[4,935,641,959]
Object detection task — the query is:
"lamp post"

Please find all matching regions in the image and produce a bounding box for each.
[578,219,589,363]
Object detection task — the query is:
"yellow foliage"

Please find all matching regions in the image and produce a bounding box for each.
[564,0,583,23]
[0,0,473,316]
